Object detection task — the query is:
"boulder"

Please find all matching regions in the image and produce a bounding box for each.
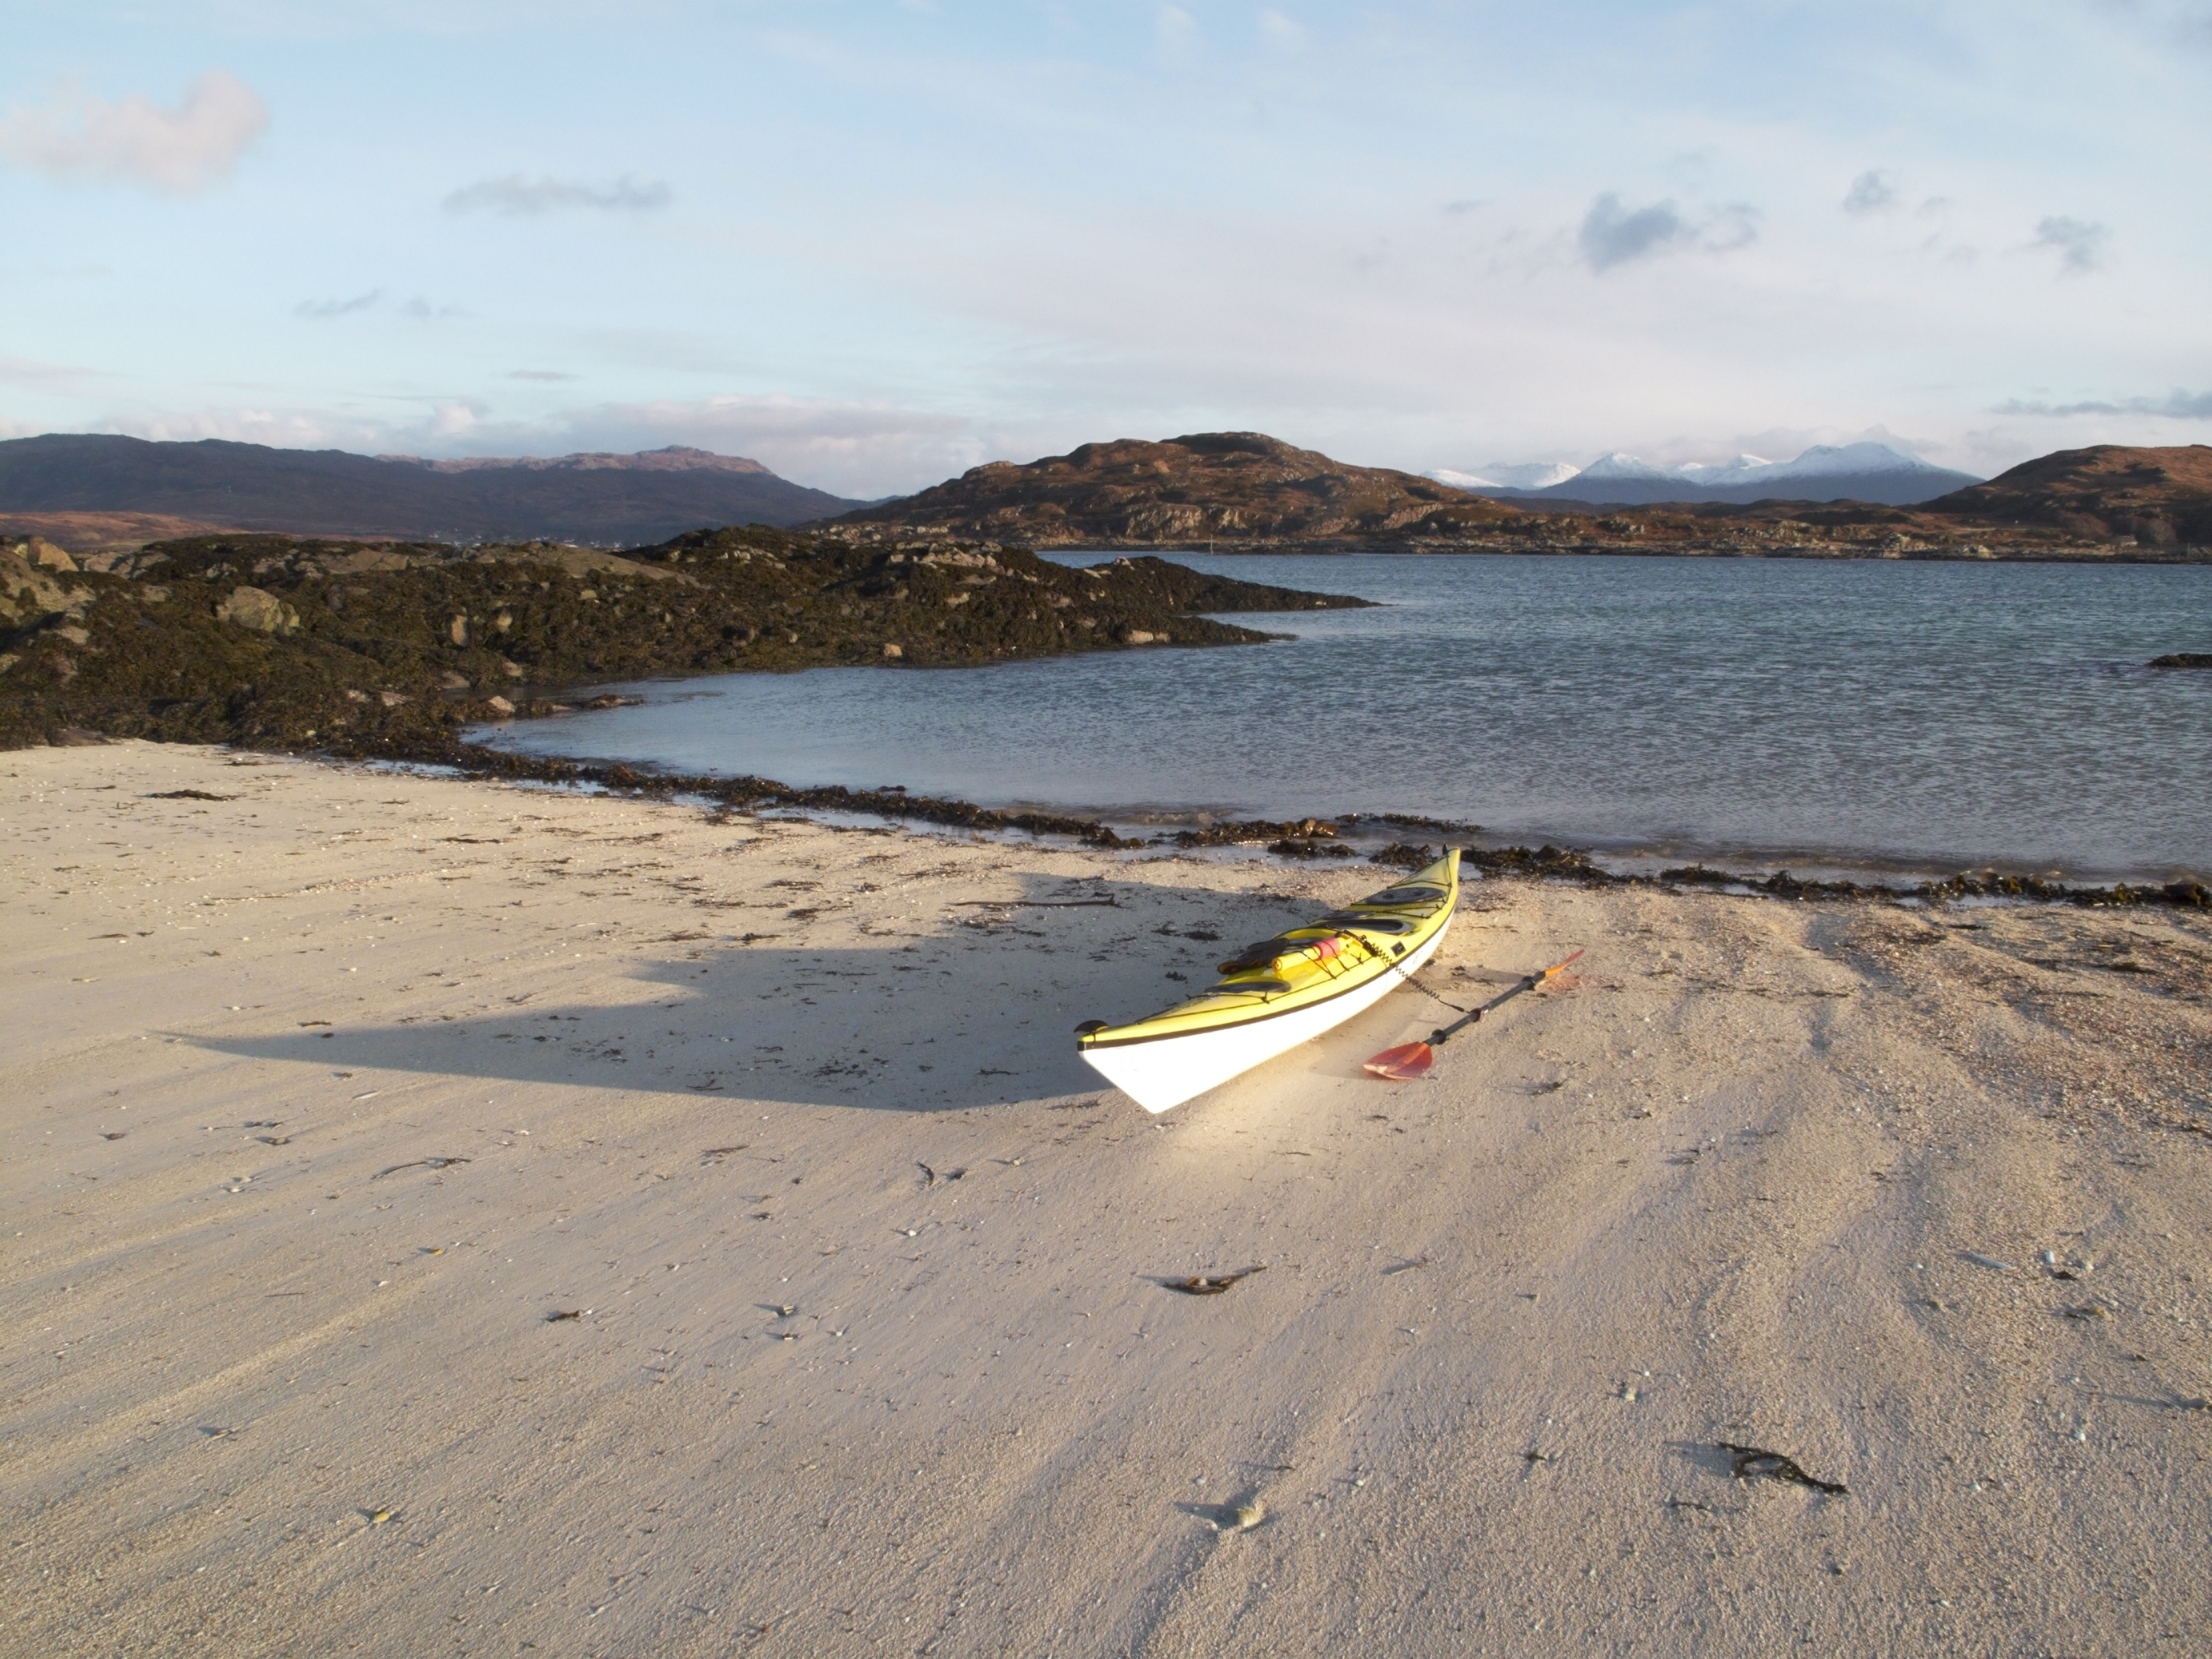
[19,537,78,572]
[0,548,87,627]
[215,585,300,634]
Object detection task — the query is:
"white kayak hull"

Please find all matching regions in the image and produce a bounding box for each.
[1079,915,1452,1113]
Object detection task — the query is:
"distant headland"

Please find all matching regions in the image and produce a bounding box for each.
[821,434,2212,563]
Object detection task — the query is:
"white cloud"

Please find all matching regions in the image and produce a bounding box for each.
[1578,194,1694,270]
[1155,4,1201,64]
[0,71,267,194]
[0,352,110,392]
[115,407,389,450]
[427,401,486,438]
[541,394,986,496]
[1994,388,2212,418]
[295,289,383,319]
[292,290,460,321]
[1842,169,1897,214]
[1577,194,1757,273]
[2032,214,2109,273]
[442,174,671,216]
[1258,8,1307,52]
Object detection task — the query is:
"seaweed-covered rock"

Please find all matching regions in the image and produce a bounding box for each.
[0,525,1370,751]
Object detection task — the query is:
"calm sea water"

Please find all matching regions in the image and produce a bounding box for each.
[474,554,2212,881]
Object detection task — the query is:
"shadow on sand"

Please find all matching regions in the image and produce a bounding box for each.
[185,868,1349,1113]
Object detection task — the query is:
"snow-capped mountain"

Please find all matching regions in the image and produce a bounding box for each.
[1427,460,1582,491]
[1432,441,1980,506]
[1676,453,1776,484]
[1575,451,1691,483]
[1754,442,1963,482]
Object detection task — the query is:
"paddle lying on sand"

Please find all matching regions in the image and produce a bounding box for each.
[1362,949,1584,1081]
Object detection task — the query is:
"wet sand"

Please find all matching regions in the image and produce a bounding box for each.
[5,741,2209,1657]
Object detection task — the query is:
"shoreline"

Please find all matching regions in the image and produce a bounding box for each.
[12,528,2208,894]
[386,728,2212,910]
[6,739,2209,1657]
[1024,539,2212,565]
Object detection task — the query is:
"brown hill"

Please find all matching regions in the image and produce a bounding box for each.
[0,510,249,557]
[1924,444,2212,547]
[818,431,1526,547]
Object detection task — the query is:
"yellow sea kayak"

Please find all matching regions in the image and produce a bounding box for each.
[1076,850,1461,1112]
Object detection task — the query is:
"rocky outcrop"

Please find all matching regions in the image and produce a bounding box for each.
[0,526,1369,751]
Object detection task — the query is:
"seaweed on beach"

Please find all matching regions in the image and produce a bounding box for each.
[1658,861,2208,910]
[1341,810,1487,838]
[1173,816,1343,848]
[1370,842,1437,868]
[1717,1443,1849,1497]
[302,738,2212,914]
[1163,1267,1267,1296]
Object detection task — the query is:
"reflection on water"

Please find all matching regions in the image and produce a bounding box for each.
[473,553,2212,881]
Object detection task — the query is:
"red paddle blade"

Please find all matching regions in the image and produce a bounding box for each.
[1363,1041,1434,1081]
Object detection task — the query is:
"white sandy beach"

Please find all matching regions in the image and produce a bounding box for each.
[5,741,2209,1658]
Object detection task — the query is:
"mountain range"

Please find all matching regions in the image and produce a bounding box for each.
[820,434,2207,558]
[1432,441,1982,506]
[0,435,859,545]
[4,429,2206,560]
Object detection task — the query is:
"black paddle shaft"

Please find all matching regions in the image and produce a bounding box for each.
[1425,971,1547,1048]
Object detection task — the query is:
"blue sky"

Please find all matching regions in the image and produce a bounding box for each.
[4,1,2208,497]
